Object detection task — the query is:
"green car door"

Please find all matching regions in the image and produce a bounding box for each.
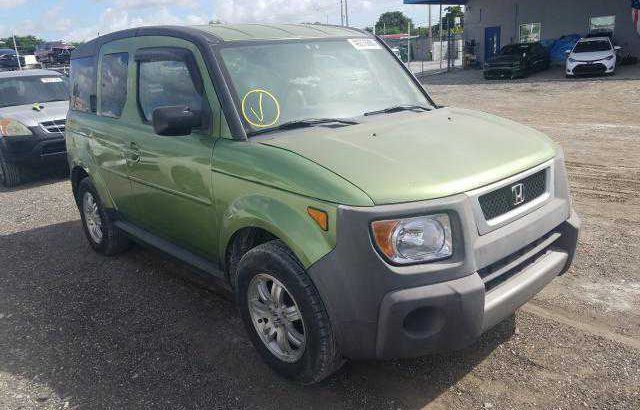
[87,41,137,219]
[124,37,222,260]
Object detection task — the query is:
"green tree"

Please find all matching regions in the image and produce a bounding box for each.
[441,6,464,34]
[0,35,45,54]
[375,11,414,35]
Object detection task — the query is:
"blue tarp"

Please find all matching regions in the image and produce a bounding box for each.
[547,34,582,63]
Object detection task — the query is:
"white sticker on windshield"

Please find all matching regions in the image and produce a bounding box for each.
[41,77,63,83]
[348,38,382,51]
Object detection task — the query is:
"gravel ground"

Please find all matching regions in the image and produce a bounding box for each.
[1,66,639,409]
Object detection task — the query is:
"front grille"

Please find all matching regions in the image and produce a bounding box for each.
[40,119,66,133]
[479,231,561,292]
[485,69,513,77]
[573,63,606,75]
[479,169,547,220]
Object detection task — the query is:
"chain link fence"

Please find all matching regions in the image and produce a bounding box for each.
[380,33,463,76]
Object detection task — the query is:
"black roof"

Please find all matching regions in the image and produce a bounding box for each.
[71,26,220,60]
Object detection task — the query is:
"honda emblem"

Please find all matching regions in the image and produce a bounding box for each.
[512,183,525,206]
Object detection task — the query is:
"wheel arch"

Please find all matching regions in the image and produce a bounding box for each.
[219,194,336,286]
[70,164,115,209]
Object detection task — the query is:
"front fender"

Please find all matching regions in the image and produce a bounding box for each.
[216,172,337,269]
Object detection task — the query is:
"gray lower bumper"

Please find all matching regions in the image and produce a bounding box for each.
[482,249,567,331]
[308,190,580,360]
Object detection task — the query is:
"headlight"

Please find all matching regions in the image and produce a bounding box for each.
[605,55,614,61]
[0,118,33,137]
[568,58,576,63]
[371,214,453,265]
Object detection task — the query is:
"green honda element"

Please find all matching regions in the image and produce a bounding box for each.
[66,24,580,384]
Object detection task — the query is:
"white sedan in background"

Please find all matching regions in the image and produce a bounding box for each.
[566,37,621,77]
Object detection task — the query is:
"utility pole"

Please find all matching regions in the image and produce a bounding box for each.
[428,5,432,39]
[12,34,22,71]
[439,3,443,70]
[340,0,344,26]
[344,0,349,27]
[407,21,411,65]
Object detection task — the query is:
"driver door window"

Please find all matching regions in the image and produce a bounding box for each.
[138,58,204,123]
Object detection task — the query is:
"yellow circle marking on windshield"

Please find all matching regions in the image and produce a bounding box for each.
[241,89,281,128]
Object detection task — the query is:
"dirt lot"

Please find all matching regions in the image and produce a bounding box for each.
[1,66,639,409]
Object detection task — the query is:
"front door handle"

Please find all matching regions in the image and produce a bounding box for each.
[127,142,141,163]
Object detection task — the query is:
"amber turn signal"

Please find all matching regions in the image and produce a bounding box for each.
[371,220,399,259]
[307,207,328,231]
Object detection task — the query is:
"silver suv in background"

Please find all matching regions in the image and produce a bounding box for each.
[0,69,69,187]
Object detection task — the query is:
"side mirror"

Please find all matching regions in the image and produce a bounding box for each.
[152,106,202,137]
[614,46,622,51]
[564,50,571,55]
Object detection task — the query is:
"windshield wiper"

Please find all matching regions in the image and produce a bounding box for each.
[249,118,359,136]
[364,105,432,117]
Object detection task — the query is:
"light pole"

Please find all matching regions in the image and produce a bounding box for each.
[344,0,349,27]
[12,34,22,71]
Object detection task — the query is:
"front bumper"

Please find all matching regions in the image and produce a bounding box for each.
[0,126,67,165]
[567,60,615,76]
[484,66,525,79]
[308,157,580,360]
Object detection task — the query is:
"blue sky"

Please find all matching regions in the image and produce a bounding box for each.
[0,0,444,42]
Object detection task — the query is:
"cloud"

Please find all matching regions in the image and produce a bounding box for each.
[110,0,199,10]
[214,0,413,26]
[65,6,208,42]
[0,0,26,9]
[216,0,345,24]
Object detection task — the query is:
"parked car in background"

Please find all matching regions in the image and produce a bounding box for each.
[51,45,75,66]
[67,24,579,384]
[566,37,620,77]
[0,69,69,187]
[484,42,550,79]
[35,42,63,64]
[35,42,74,66]
[0,49,25,71]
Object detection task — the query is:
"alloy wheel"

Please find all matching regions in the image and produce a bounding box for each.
[247,273,306,363]
[82,191,103,244]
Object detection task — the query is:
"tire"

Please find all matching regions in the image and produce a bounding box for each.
[236,240,342,384]
[77,177,131,256]
[0,149,23,188]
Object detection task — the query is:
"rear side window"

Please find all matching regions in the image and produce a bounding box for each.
[70,56,97,113]
[100,53,129,118]
[136,49,204,123]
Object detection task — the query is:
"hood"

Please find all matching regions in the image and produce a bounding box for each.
[570,50,613,61]
[259,108,557,205]
[487,54,521,65]
[0,100,69,127]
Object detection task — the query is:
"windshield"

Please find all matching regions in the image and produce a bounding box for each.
[574,40,611,53]
[500,44,530,55]
[0,76,69,108]
[219,38,432,135]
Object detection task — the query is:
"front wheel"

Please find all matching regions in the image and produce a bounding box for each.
[0,150,23,187]
[236,240,342,384]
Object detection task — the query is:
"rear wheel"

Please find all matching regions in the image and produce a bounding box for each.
[236,240,342,384]
[77,178,131,256]
[0,150,23,188]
